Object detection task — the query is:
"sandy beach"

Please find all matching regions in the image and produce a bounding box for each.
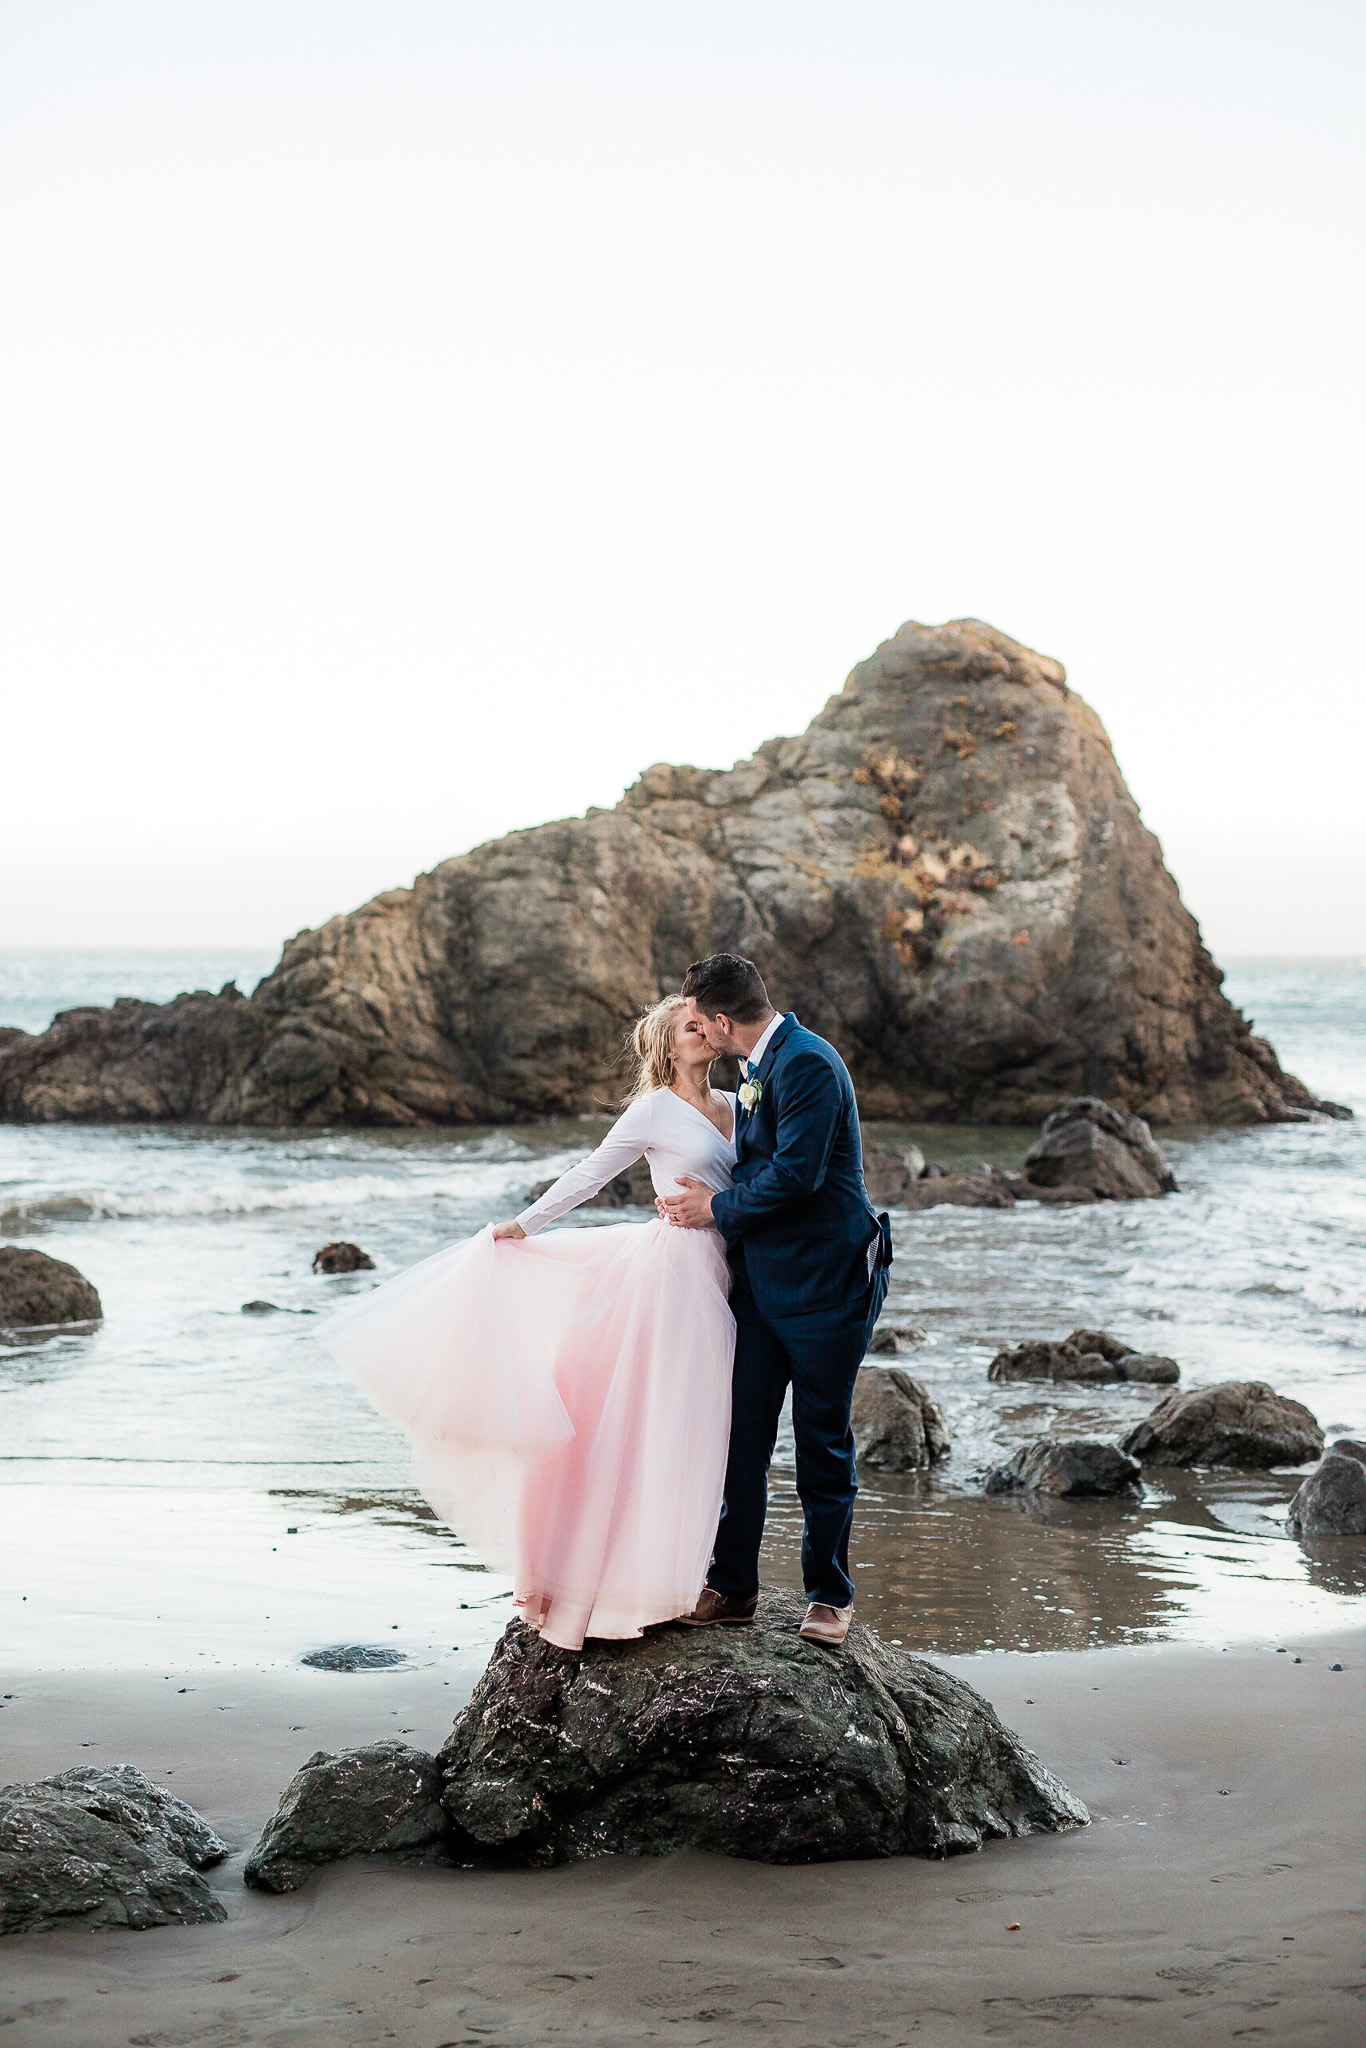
[2,1626,1359,2046]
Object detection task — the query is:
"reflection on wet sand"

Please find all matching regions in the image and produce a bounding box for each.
[756,1464,1366,1653]
[273,1469,1366,1657]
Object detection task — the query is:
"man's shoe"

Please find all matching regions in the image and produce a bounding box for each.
[675,1587,758,1628]
[799,1601,852,1646]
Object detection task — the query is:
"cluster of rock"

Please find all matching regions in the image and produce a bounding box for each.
[245,1592,1086,1889]
[863,1143,1016,1211]
[865,1096,1179,1212]
[0,1765,226,1936]
[989,1329,1179,1386]
[0,619,1341,1130]
[978,1341,1331,1518]
[0,1246,102,1330]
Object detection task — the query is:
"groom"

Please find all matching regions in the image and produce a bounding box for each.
[660,954,891,1646]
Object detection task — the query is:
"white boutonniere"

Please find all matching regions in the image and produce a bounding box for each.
[738,1078,763,1112]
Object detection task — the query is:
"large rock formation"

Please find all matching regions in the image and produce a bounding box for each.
[0,1765,226,1935]
[0,618,1335,1128]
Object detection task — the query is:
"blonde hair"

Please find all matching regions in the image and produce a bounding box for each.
[624,993,706,1101]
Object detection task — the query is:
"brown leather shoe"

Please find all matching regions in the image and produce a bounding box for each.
[675,1587,758,1627]
[799,1601,852,1646]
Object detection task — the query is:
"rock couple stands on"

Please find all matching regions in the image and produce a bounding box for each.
[0,619,1341,1129]
[243,1592,1086,1892]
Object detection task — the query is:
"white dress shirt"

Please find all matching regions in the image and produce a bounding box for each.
[739,1010,787,1078]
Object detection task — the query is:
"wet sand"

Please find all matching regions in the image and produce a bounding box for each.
[2,1629,1360,2046]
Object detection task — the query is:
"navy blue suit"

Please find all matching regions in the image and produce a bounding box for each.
[708,1014,891,1609]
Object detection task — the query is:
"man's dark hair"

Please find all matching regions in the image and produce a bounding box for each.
[681,954,772,1024]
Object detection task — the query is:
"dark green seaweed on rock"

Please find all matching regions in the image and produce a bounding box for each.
[437,1590,1087,1867]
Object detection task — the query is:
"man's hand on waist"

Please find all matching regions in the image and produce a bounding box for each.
[660,1176,715,1229]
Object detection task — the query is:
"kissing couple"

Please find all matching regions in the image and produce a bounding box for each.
[323,954,893,1652]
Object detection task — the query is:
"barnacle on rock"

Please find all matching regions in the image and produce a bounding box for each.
[858,748,922,803]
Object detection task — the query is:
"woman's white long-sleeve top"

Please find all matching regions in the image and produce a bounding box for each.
[515,1089,737,1237]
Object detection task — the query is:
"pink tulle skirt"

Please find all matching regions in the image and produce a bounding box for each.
[319,1220,736,1650]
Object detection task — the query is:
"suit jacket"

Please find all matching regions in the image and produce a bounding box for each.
[709,1014,890,1318]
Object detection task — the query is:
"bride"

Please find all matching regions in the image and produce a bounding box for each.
[319,995,737,1652]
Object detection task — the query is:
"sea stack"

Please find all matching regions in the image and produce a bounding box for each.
[0,619,1336,1128]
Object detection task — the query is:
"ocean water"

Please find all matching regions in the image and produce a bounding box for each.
[1,953,1362,1674]
[0,948,277,1035]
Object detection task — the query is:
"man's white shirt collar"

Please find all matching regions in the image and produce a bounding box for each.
[741,1011,786,1078]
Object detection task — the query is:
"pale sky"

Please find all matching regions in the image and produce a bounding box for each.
[3,0,1363,955]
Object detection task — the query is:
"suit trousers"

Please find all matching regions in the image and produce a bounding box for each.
[708,1268,887,1610]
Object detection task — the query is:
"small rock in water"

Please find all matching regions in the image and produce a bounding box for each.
[861,1142,927,1207]
[244,1741,454,1894]
[0,1247,103,1329]
[1112,1354,1180,1383]
[436,1589,1087,1866]
[985,1439,1143,1499]
[866,1323,929,1356]
[1121,1381,1323,1469]
[312,1242,375,1274]
[899,1177,1015,1210]
[300,1645,410,1672]
[0,1764,227,1936]
[1023,1097,1177,1201]
[1287,1440,1366,1539]
[241,1300,280,1315]
[851,1367,951,1470]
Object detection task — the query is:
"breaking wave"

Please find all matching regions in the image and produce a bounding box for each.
[0,1153,586,1233]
